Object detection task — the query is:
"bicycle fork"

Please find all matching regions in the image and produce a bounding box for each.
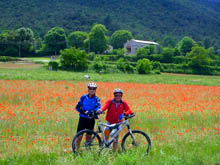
[127,125,137,146]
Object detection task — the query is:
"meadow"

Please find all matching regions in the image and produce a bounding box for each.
[0,76,220,164]
[0,66,220,164]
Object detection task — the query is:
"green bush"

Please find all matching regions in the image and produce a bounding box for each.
[124,63,135,73]
[116,58,134,73]
[191,65,220,75]
[146,54,162,62]
[173,56,188,64]
[124,55,137,62]
[96,54,119,61]
[152,61,162,71]
[136,58,152,74]
[161,63,193,74]
[60,47,88,71]
[152,69,161,74]
[48,61,59,71]
[0,56,19,62]
[92,56,107,73]
[87,52,96,61]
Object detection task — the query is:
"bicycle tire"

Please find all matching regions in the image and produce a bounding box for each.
[72,129,102,155]
[121,130,151,154]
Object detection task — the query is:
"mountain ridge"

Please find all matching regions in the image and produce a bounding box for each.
[0,0,220,47]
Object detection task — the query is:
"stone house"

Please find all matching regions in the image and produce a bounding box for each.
[124,39,159,55]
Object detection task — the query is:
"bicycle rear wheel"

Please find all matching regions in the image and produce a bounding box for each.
[121,130,151,154]
[72,129,102,155]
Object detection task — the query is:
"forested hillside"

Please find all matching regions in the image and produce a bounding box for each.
[0,0,220,47]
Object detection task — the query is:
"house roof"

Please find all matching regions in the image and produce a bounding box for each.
[132,39,159,45]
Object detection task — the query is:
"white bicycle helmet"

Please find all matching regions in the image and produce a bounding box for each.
[113,88,123,94]
[88,82,97,88]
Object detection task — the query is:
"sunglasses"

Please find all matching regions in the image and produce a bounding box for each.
[88,88,96,90]
[114,94,122,97]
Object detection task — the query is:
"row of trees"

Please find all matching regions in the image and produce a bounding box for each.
[0,24,133,57]
[1,24,220,75]
[1,24,219,58]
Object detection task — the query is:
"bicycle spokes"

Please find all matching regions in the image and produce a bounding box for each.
[121,130,151,154]
[74,132,101,153]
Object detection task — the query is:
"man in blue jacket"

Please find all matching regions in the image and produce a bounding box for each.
[75,82,101,150]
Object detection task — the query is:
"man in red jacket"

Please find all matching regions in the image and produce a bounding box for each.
[100,88,133,151]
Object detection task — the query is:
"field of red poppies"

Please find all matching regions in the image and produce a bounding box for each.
[0,80,220,163]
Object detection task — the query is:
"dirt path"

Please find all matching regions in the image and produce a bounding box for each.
[0,62,43,69]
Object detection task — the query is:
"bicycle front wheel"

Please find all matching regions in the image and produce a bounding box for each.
[72,129,102,155]
[121,130,151,154]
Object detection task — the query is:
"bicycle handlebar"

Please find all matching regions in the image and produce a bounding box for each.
[124,113,136,120]
[89,111,136,120]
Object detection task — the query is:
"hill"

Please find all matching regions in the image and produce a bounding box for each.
[0,0,220,47]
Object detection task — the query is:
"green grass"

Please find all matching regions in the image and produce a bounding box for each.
[1,138,220,165]
[23,57,51,61]
[0,68,220,86]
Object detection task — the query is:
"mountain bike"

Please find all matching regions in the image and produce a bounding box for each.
[72,112,151,155]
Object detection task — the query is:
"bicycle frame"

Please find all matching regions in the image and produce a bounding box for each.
[96,115,133,148]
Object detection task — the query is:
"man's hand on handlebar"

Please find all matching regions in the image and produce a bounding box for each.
[125,112,136,119]
[96,109,104,114]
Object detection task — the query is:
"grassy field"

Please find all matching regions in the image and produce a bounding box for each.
[0,67,220,86]
[0,67,220,164]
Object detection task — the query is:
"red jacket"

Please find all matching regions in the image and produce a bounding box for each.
[101,99,133,123]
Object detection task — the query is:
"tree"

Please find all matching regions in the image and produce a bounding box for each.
[161,47,174,63]
[0,30,17,57]
[136,45,155,59]
[15,27,35,57]
[207,47,216,59]
[162,35,176,48]
[60,47,88,71]
[111,30,132,49]
[202,37,212,49]
[44,27,67,55]
[136,58,152,74]
[84,24,108,53]
[67,31,87,49]
[177,36,195,56]
[187,45,211,69]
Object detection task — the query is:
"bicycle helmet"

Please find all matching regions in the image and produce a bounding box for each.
[113,88,123,94]
[88,82,97,88]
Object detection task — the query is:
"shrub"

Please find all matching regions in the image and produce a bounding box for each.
[173,56,188,64]
[116,58,134,73]
[124,55,137,62]
[92,56,107,73]
[153,70,161,74]
[124,63,135,73]
[0,56,19,62]
[116,58,126,72]
[87,52,96,61]
[146,54,162,62]
[136,58,152,74]
[152,61,162,71]
[60,47,88,71]
[48,61,59,71]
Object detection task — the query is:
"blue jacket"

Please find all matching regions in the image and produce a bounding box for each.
[75,94,101,118]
